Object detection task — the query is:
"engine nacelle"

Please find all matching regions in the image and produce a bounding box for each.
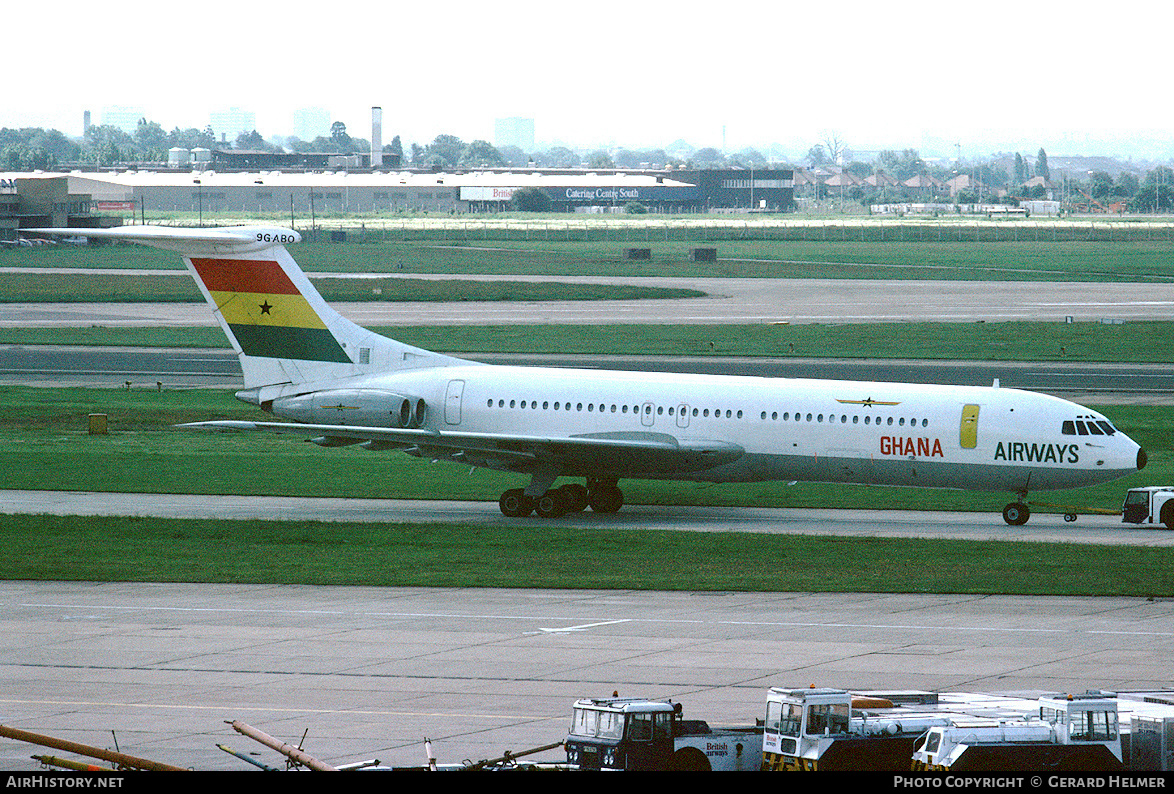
[272,389,427,428]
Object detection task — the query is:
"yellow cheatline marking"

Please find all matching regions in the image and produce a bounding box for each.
[836,397,901,406]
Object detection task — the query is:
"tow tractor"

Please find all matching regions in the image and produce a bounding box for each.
[563,697,762,771]
[761,687,953,771]
[1121,486,1174,529]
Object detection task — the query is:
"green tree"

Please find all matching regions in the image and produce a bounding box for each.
[1115,172,1139,198]
[806,144,828,166]
[459,140,506,167]
[425,134,466,167]
[510,186,552,212]
[134,119,168,160]
[1013,152,1027,185]
[878,148,925,181]
[533,147,577,168]
[1088,170,1114,199]
[1035,148,1050,180]
[235,130,279,152]
[587,150,615,169]
[691,147,726,168]
[83,124,134,165]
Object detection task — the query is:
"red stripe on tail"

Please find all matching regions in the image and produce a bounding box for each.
[190,258,300,296]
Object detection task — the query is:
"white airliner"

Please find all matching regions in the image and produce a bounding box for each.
[33,225,1147,524]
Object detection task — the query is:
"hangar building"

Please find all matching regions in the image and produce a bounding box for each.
[1,167,794,239]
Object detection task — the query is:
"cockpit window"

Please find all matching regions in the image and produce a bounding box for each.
[1064,419,1116,436]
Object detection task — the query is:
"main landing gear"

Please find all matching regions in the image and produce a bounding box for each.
[498,478,624,518]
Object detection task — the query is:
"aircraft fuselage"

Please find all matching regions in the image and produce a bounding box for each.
[267,363,1144,494]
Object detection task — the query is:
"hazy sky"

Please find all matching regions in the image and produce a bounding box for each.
[8,0,1173,161]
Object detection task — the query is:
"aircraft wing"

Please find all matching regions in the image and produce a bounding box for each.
[180,420,744,475]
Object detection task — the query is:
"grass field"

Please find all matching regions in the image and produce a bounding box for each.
[5,236,1174,282]
[0,271,701,303]
[2,514,1171,596]
[2,320,1172,364]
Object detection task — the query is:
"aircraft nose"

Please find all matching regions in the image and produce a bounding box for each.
[1138,447,1148,471]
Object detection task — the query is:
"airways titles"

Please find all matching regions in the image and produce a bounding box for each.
[995,441,1080,464]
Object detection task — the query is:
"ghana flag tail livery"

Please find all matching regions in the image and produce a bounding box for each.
[24,225,465,390]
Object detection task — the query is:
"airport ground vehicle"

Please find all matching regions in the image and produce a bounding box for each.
[1121,486,1174,528]
[563,697,762,771]
[761,687,952,770]
[911,692,1124,771]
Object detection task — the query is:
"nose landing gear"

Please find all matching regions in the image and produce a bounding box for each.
[1002,501,1031,526]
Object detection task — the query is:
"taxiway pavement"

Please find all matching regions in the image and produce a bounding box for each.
[1,581,1171,771]
[3,490,1172,547]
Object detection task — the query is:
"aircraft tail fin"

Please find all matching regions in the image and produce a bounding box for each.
[28,225,466,391]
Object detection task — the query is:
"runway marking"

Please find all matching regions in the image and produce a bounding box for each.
[0,698,553,722]
[531,619,631,635]
[15,603,1174,638]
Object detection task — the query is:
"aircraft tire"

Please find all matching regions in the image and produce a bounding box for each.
[535,489,569,519]
[1002,502,1030,526]
[589,485,624,514]
[499,488,534,518]
[559,484,590,513]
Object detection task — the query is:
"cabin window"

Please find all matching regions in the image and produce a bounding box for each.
[1069,711,1118,742]
[1062,421,1076,435]
[1075,421,1089,435]
[805,704,849,736]
[1086,422,1105,435]
[1096,421,1116,435]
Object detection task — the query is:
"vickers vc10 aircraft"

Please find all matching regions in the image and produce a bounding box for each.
[34,225,1147,524]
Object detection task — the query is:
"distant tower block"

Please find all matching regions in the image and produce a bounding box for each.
[371,107,383,168]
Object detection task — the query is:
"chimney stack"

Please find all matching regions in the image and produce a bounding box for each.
[371,107,383,168]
